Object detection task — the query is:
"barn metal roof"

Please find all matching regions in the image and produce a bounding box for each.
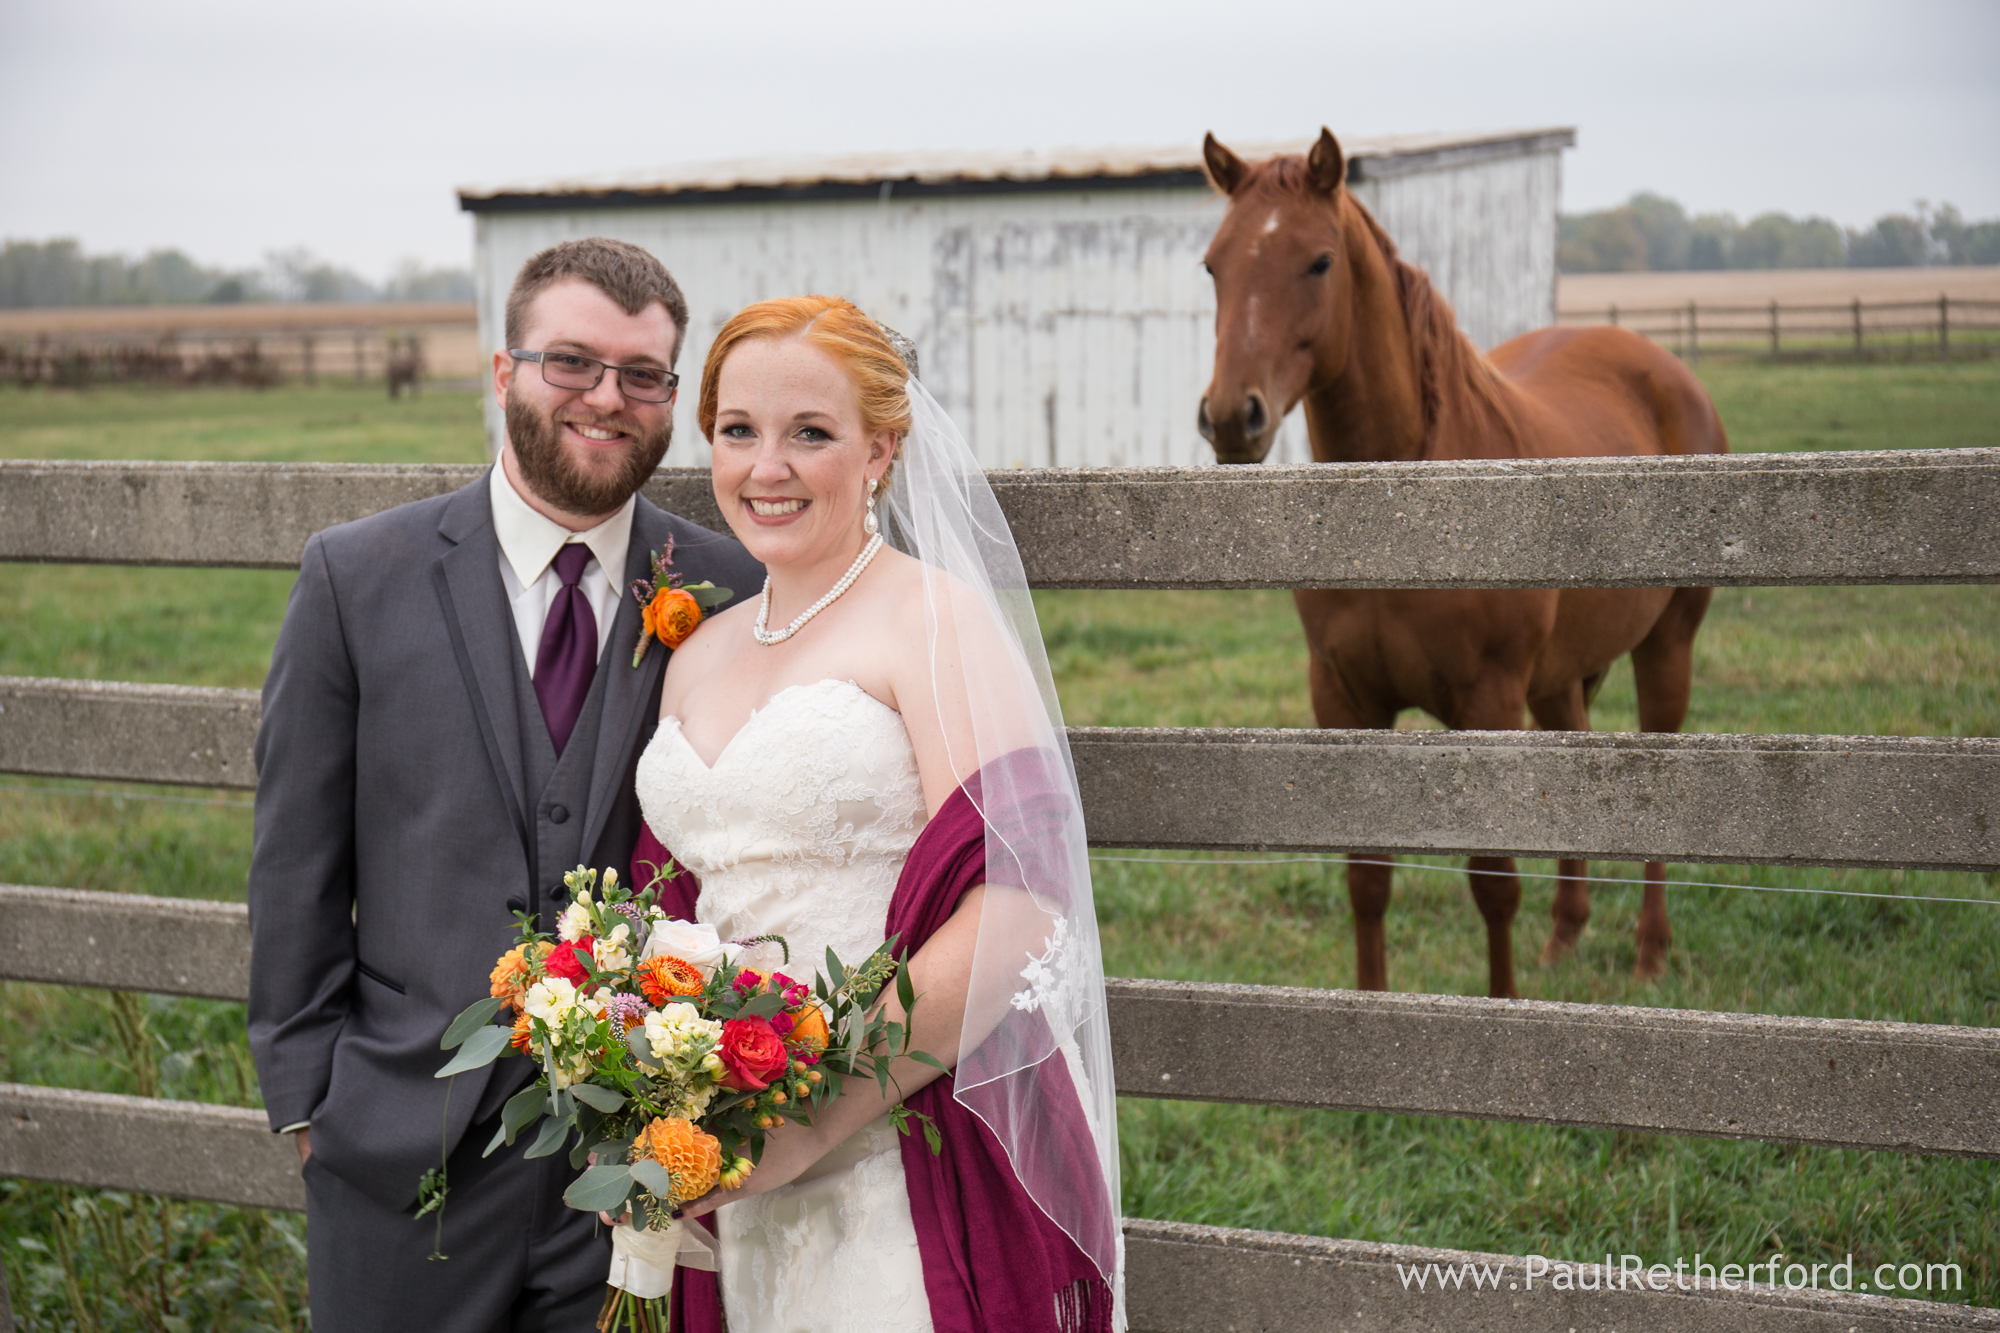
[458,127,1574,214]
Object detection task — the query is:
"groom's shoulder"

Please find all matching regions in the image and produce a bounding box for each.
[308,473,480,572]
[635,493,763,601]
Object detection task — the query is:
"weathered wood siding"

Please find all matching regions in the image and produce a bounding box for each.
[471,142,1565,470]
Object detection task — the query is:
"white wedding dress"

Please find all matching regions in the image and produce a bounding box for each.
[635,678,935,1333]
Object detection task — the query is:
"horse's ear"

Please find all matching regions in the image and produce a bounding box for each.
[1203,132,1249,195]
[1307,128,1346,194]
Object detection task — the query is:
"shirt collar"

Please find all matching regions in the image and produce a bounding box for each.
[489,457,635,590]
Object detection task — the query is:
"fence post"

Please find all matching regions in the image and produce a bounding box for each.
[1769,300,1780,357]
[1687,301,1700,365]
[1940,295,1950,360]
[302,335,316,385]
[353,333,366,385]
[1608,303,1619,328]
[1852,298,1864,360]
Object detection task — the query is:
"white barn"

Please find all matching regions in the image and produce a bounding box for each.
[459,129,1573,469]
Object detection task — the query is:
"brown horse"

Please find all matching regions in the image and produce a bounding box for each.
[1198,129,1728,999]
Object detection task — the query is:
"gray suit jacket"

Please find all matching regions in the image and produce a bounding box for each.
[247,471,761,1210]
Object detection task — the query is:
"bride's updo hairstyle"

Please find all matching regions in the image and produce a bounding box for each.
[697,295,914,482]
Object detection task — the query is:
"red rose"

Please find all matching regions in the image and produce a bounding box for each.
[545,938,595,986]
[717,1017,789,1092]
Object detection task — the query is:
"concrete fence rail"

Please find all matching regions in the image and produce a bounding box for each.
[3,1081,1987,1332]
[6,678,1996,871]
[6,886,1997,1160]
[4,450,1999,587]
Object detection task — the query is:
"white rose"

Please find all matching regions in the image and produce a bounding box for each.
[639,918,727,976]
[557,900,593,944]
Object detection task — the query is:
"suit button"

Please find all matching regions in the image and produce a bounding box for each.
[549,805,569,825]
[505,897,527,915]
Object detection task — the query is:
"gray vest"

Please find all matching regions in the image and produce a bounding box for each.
[474,637,613,1122]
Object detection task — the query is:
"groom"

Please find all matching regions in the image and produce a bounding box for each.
[248,237,761,1330]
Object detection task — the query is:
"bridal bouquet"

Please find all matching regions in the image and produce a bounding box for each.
[423,865,941,1331]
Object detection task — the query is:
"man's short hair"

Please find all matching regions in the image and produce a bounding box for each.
[503,238,691,366]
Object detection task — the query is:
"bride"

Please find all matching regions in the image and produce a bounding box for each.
[628,297,1123,1332]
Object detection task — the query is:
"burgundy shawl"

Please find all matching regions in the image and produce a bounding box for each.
[638,760,1114,1333]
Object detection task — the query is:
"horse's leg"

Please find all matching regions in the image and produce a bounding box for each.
[1452,680,1531,999]
[1528,680,1593,965]
[1628,586,1714,980]
[1297,593,1399,991]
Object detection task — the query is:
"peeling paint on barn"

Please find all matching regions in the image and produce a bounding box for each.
[461,129,1574,469]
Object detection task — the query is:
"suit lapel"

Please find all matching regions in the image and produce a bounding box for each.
[580,498,671,862]
[434,475,531,847]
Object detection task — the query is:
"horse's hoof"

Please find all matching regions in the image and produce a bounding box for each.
[1631,951,1668,981]
[1539,935,1578,966]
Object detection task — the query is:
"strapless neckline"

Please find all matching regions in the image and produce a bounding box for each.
[662,677,898,772]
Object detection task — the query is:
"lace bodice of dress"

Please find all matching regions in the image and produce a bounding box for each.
[634,678,935,1332]
[635,678,927,976]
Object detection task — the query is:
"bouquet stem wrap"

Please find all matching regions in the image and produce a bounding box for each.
[607,1218,718,1301]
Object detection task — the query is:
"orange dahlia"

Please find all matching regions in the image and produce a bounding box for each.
[631,1116,722,1203]
[489,945,534,1007]
[638,954,705,1005]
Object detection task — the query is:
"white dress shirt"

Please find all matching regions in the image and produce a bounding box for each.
[489,459,635,674]
[274,465,634,1139]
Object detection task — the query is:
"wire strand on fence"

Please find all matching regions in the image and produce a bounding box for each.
[1086,853,2000,909]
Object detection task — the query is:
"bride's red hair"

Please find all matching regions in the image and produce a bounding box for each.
[697,296,914,466]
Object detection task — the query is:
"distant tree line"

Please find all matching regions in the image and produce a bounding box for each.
[0,238,474,309]
[1559,195,2000,273]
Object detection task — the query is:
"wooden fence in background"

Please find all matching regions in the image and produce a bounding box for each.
[2,451,1998,1331]
[0,302,481,387]
[1557,295,2000,362]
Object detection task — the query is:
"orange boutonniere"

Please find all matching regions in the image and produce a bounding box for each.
[630,535,731,667]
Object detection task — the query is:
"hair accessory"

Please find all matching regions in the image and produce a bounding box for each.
[752,534,884,646]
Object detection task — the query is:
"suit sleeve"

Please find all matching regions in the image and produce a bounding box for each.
[247,533,361,1131]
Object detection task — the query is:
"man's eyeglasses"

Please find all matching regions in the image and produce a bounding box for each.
[510,350,679,403]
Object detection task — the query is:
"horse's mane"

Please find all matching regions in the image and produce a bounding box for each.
[1344,197,1522,457]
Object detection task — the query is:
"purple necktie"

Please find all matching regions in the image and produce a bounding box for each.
[534,543,598,756]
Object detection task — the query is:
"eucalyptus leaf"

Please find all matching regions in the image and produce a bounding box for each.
[523,1113,571,1160]
[686,582,732,609]
[502,1085,547,1139]
[441,997,505,1049]
[895,955,916,1014]
[434,1025,510,1078]
[909,1050,948,1072]
[570,1083,626,1113]
[561,1164,635,1213]
[482,1122,509,1158]
[825,948,846,991]
[628,1159,676,1199]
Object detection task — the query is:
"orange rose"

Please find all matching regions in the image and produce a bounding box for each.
[645,588,703,650]
[638,955,705,1005]
[784,1004,830,1055]
[631,1116,722,1203]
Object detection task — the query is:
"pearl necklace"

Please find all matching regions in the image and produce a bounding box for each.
[753,534,884,646]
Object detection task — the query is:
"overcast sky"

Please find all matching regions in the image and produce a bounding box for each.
[5,0,1995,279]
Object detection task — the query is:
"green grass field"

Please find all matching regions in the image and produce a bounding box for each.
[2,362,1997,1325]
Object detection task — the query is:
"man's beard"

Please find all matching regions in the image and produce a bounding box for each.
[504,387,673,517]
